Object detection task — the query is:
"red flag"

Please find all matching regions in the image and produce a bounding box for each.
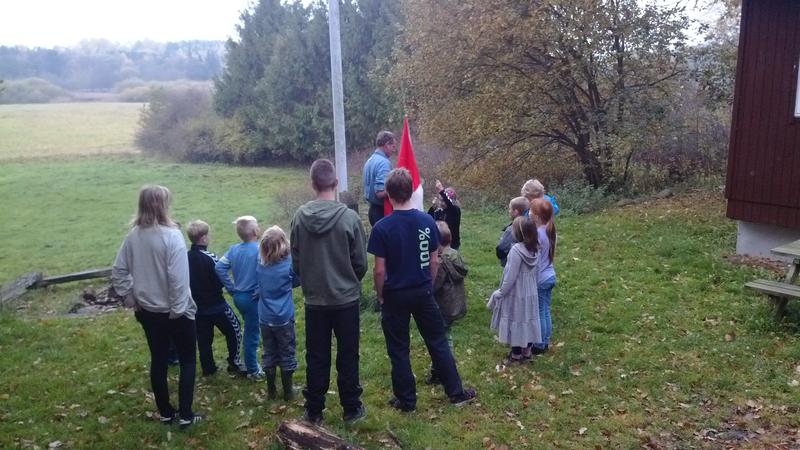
[385,116,424,215]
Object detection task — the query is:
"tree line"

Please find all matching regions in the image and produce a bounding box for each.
[137,0,738,193]
[0,40,224,91]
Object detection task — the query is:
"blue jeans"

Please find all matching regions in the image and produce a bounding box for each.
[535,275,556,349]
[260,322,297,371]
[381,285,466,408]
[233,291,261,374]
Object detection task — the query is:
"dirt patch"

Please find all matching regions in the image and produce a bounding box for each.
[726,254,789,276]
[694,403,800,449]
[67,286,126,315]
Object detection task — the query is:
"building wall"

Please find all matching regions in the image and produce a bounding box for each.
[736,221,800,262]
[725,0,800,229]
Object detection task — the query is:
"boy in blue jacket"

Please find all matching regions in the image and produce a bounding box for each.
[215,215,263,379]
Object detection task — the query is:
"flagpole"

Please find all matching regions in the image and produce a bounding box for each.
[328,0,348,193]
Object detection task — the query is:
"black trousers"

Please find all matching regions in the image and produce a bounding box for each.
[303,303,363,416]
[135,310,197,420]
[196,305,242,374]
[368,202,384,226]
[382,285,465,408]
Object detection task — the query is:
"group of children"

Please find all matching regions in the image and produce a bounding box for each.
[491,179,558,363]
[418,174,561,367]
[186,163,477,421]
[183,215,301,401]
[112,168,556,428]
[424,175,560,365]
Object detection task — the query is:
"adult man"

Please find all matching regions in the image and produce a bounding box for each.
[362,130,397,226]
[367,168,477,412]
[290,159,368,425]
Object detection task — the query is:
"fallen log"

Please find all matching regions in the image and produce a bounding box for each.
[0,268,112,304]
[34,268,111,288]
[0,272,43,304]
[276,419,365,450]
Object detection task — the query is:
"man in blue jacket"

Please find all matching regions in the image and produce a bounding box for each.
[362,130,396,226]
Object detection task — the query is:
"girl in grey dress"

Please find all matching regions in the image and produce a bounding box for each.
[488,216,541,362]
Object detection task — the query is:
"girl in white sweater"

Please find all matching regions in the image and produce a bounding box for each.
[112,185,201,428]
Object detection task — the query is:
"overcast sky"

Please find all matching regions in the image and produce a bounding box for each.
[0,0,254,48]
[1,0,718,49]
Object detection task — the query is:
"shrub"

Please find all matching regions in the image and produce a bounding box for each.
[115,79,213,102]
[0,78,71,104]
[136,87,216,160]
[550,179,615,216]
[272,185,314,225]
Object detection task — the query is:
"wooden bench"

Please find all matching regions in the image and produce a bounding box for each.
[746,279,800,318]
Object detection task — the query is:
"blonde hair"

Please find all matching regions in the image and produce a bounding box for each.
[259,226,290,264]
[133,184,176,228]
[234,216,259,241]
[520,179,545,200]
[186,220,210,244]
[509,196,529,215]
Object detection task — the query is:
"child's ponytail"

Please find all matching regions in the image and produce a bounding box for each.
[531,198,556,262]
[546,220,556,262]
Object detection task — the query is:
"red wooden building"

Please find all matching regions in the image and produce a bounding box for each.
[726,0,800,257]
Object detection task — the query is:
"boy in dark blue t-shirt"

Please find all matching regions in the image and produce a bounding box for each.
[368,168,476,412]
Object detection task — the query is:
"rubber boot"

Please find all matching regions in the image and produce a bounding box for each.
[281,369,294,401]
[265,368,277,400]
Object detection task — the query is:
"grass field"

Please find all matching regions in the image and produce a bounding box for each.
[0,103,143,160]
[2,104,800,449]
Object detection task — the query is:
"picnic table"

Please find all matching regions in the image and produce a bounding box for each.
[746,239,800,319]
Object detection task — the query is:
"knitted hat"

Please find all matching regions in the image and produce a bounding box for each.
[444,187,457,203]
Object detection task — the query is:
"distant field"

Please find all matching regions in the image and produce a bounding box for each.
[0,102,143,160]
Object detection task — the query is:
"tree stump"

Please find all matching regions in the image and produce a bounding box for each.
[276,419,364,450]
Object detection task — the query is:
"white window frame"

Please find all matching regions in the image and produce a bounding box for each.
[795,55,800,118]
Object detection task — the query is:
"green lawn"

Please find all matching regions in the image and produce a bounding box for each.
[0,103,143,160]
[1,153,798,449]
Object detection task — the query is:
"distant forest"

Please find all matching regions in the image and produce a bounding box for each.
[0,40,224,90]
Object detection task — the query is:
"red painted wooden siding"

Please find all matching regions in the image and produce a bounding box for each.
[726,0,800,229]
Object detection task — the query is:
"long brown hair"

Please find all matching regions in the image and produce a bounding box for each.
[511,216,538,253]
[531,198,556,261]
[133,185,176,228]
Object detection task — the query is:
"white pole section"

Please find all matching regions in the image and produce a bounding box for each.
[328,0,348,192]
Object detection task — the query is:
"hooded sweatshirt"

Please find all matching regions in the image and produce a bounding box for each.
[290,199,368,308]
[433,246,468,321]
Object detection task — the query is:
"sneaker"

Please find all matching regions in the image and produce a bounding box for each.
[424,372,442,385]
[531,345,548,355]
[159,413,176,425]
[387,397,416,412]
[450,388,477,407]
[302,410,323,425]
[502,351,525,365]
[342,405,367,425]
[227,364,248,377]
[247,369,266,381]
[178,414,203,429]
[202,366,218,376]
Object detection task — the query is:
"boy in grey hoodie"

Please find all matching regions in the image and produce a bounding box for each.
[290,159,368,425]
